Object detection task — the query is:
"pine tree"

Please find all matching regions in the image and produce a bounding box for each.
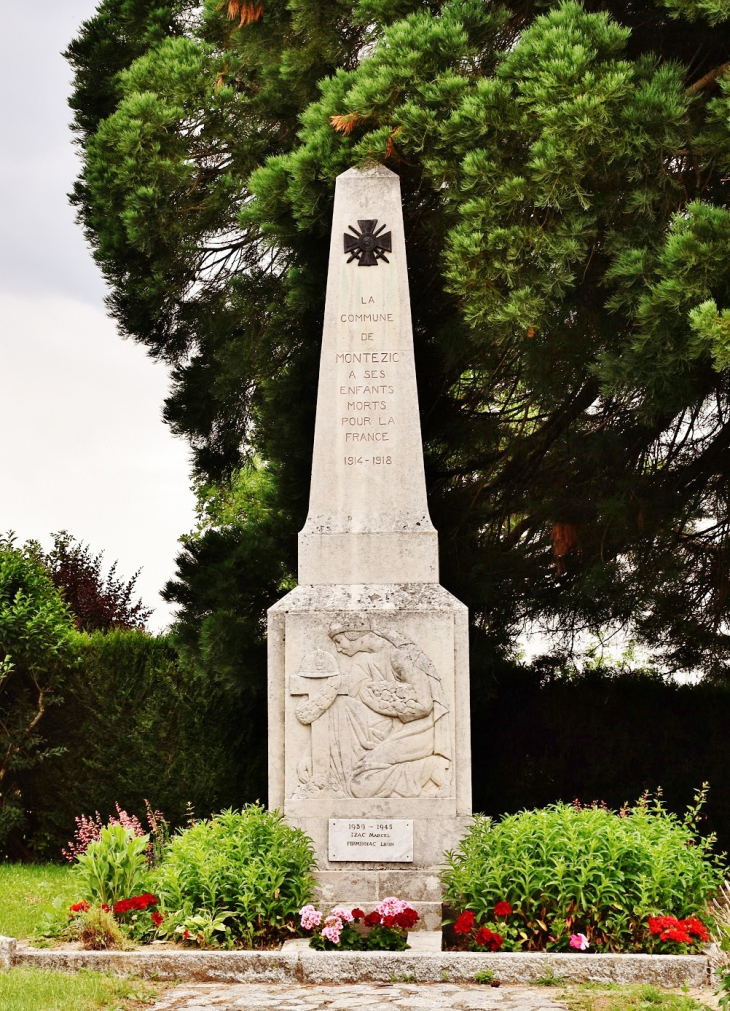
[67,0,730,680]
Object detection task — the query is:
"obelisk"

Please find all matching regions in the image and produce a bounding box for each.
[268,164,471,930]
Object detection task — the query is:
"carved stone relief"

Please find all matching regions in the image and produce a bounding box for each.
[290,614,451,800]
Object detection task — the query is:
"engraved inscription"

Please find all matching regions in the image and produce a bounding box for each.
[329,818,413,862]
[335,352,398,453]
[290,616,451,800]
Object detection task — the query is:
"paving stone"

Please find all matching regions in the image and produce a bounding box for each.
[147,983,569,1011]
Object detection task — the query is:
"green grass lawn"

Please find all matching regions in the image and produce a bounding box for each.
[0,967,162,1011]
[560,983,714,1011]
[0,863,77,939]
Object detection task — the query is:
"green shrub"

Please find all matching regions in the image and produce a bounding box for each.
[718,967,730,1011]
[0,535,78,852]
[152,806,316,947]
[23,628,261,858]
[442,792,727,952]
[74,825,149,907]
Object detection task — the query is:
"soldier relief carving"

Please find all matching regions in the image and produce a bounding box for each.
[290,615,451,800]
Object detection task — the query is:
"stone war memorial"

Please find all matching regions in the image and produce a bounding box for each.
[268,164,471,930]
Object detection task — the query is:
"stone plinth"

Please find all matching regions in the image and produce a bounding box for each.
[268,584,471,928]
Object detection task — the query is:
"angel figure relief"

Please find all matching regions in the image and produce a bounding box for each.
[290,615,451,800]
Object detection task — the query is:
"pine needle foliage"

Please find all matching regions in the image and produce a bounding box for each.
[66,0,730,678]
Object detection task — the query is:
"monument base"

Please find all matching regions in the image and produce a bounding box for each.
[268,583,472,931]
[306,816,473,930]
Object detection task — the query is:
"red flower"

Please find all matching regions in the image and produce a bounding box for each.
[182,929,191,940]
[151,911,164,927]
[101,904,110,913]
[115,893,159,916]
[364,911,381,927]
[382,915,396,927]
[454,911,475,935]
[396,908,420,930]
[661,927,692,945]
[681,917,709,942]
[648,914,706,945]
[69,900,90,914]
[351,908,365,921]
[649,915,677,935]
[475,927,504,951]
[494,901,512,917]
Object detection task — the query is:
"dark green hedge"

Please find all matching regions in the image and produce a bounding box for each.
[471,658,730,854]
[13,631,730,861]
[19,629,266,859]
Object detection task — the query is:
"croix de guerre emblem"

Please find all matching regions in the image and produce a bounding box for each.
[343,219,392,266]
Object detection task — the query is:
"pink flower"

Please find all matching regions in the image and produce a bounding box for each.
[331,906,354,924]
[570,933,590,951]
[62,804,146,862]
[376,897,413,918]
[322,916,342,944]
[299,904,322,930]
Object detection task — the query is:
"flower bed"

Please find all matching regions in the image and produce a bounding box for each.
[442,792,727,955]
[299,898,420,950]
[29,792,730,960]
[40,804,316,951]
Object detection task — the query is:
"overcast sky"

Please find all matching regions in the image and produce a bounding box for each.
[0,3,196,631]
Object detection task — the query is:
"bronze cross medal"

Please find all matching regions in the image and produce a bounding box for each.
[343,219,392,265]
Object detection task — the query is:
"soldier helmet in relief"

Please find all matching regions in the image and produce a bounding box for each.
[328,614,372,638]
[296,648,340,678]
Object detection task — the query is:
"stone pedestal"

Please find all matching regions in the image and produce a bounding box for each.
[267,165,471,927]
[268,583,471,929]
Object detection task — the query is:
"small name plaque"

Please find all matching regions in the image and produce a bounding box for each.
[328,819,413,862]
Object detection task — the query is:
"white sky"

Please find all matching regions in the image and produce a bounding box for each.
[0,3,196,631]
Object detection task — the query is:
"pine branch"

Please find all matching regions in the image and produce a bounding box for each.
[689,61,730,91]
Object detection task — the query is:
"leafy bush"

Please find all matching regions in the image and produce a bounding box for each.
[161,908,234,948]
[0,535,78,852]
[74,825,149,907]
[23,628,259,858]
[442,791,727,952]
[718,967,730,1011]
[153,806,316,947]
